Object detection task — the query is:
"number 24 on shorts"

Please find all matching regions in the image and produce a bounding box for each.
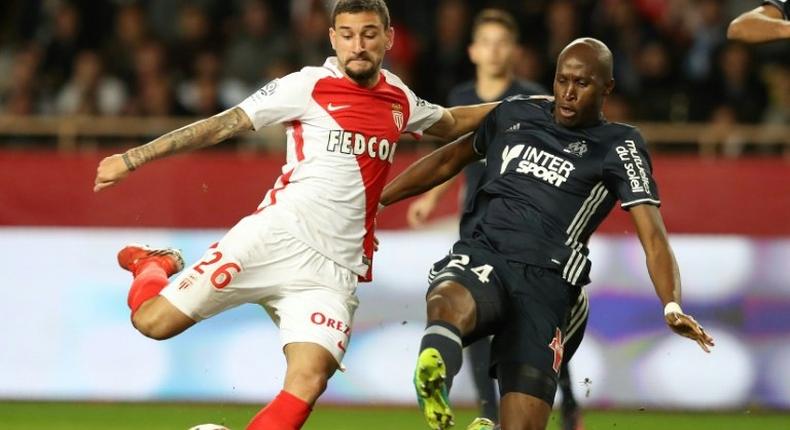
[446,253,494,283]
[191,250,242,289]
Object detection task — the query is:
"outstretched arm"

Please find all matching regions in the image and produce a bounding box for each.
[94,107,252,192]
[630,204,715,352]
[381,134,479,207]
[727,5,790,43]
[423,103,499,141]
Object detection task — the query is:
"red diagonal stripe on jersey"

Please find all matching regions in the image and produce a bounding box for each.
[312,75,411,281]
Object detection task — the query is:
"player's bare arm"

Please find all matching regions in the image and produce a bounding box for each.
[94,107,252,192]
[380,135,478,207]
[630,204,715,352]
[727,5,790,42]
[424,102,499,141]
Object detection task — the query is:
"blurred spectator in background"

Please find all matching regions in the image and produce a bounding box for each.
[54,50,127,116]
[177,51,247,115]
[593,0,654,96]
[291,0,333,74]
[710,42,768,123]
[172,4,218,80]
[634,40,685,121]
[683,0,729,83]
[102,3,151,87]
[762,63,790,125]
[417,0,471,104]
[0,46,42,115]
[542,0,581,88]
[225,0,290,88]
[41,1,84,94]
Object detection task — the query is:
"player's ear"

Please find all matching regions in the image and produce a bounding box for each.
[603,78,615,96]
[329,27,337,50]
[385,26,394,50]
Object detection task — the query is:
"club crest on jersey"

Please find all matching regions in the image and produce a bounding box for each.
[392,103,404,131]
[563,140,588,157]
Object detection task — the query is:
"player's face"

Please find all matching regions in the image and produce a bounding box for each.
[330,12,393,87]
[553,53,613,128]
[468,23,517,78]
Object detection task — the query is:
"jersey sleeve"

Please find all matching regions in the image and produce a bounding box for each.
[764,0,789,19]
[237,70,312,130]
[602,129,661,209]
[404,89,445,135]
[472,105,500,156]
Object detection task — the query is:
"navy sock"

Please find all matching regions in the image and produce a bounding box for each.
[420,320,463,390]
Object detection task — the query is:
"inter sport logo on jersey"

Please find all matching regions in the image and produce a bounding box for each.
[501,144,575,187]
[326,130,397,163]
[615,140,652,195]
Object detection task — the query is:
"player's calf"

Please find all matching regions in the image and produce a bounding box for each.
[131,296,195,340]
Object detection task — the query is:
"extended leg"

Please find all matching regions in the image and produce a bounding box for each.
[246,342,337,430]
[415,280,478,430]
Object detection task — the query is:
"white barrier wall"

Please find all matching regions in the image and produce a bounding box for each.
[1,227,788,408]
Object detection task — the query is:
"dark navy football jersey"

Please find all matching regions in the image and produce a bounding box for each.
[447,80,547,226]
[765,0,789,19]
[462,96,661,286]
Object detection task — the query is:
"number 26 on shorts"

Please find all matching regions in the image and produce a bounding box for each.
[191,250,242,289]
[446,253,494,283]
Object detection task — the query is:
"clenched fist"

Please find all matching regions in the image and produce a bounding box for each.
[94,153,132,192]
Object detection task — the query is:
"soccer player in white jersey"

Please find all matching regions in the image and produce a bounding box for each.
[93,1,496,429]
[727,0,790,42]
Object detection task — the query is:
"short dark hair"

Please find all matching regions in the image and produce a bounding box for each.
[471,9,519,42]
[331,0,391,29]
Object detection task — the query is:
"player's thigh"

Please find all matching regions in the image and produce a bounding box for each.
[160,214,292,321]
[492,264,574,406]
[267,247,359,369]
[427,244,510,344]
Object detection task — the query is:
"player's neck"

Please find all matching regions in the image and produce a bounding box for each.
[475,73,513,102]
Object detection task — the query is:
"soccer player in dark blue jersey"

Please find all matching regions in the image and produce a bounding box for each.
[381,38,715,430]
[728,0,790,42]
[405,9,586,430]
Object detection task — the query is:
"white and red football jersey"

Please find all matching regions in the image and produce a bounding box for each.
[237,57,444,280]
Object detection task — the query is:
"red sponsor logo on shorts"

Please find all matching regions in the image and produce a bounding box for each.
[549,327,564,373]
[310,312,351,335]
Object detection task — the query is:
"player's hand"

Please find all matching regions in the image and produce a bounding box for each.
[407,195,438,228]
[665,311,715,353]
[94,153,132,192]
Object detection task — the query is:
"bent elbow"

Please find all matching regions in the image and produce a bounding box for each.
[726,23,743,41]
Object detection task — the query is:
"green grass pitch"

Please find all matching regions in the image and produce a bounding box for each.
[0,402,788,429]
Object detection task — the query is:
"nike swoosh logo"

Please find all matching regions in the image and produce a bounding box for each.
[327,103,351,112]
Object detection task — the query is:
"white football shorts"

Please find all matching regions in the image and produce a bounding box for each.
[160,207,359,366]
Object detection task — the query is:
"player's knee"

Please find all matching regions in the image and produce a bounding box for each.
[288,369,329,398]
[426,281,476,331]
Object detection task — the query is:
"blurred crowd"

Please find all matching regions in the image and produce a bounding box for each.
[0,0,787,128]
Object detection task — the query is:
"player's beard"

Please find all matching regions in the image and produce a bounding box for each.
[344,55,380,85]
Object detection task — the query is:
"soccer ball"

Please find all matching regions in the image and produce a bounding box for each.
[187,425,230,430]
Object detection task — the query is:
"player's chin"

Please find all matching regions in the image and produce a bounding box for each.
[346,64,378,82]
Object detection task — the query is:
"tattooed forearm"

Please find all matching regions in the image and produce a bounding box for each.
[124,107,251,170]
